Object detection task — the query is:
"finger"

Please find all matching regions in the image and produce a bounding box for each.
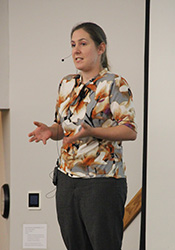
[43,139,47,145]
[35,138,41,143]
[66,136,77,144]
[63,137,71,145]
[29,137,35,142]
[33,121,41,127]
[63,137,67,145]
[81,122,89,129]
[28,129,36,137]
[28,132,34,137]
[81,123,86,129]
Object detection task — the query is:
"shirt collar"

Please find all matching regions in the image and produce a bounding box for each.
[99,67,108,76]
[79,68,108,85]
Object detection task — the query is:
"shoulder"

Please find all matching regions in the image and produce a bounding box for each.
[101,71,124,84]
[105,72,133,98]
[60,74,79,83]
[58,74,80,91]
[58,74,80,95]
[105,72,129,88]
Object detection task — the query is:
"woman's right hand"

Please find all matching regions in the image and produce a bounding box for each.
[28,121,52,145]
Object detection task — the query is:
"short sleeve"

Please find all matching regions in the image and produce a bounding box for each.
[110,76,137,132]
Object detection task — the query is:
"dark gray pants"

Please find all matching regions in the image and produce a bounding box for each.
[56,170,127,250]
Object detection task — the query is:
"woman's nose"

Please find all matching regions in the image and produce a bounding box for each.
[73,44,81,54]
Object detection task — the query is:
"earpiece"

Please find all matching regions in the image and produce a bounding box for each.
[61,54,72,62]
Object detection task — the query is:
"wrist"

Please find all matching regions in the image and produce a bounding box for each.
[49,125,56,139]
[50,123,64,140]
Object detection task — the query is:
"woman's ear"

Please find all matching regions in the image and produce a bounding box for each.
[98,42,106,55]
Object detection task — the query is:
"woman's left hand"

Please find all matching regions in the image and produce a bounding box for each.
[63,123,93,145]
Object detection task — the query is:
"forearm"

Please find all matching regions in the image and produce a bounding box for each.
[49,123,64,140]
[90,125,137,142]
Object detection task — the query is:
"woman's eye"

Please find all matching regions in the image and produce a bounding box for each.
[81,42,86,46]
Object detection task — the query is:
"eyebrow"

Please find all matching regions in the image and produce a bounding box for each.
[71,38,88,43]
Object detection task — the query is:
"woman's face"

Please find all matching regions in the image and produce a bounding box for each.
[71,28,103,74]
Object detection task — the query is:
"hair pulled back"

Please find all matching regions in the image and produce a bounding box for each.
[71,22,110,70]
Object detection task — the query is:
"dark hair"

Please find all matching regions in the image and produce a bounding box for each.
[71,22,110,70]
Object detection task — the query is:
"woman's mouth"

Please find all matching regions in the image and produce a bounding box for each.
[75,57,83,62]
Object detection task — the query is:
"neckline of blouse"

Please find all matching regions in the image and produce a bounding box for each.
[79,68,108,85]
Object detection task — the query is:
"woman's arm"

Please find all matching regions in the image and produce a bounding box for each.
[63,122,136,145]
[90,124,137,141]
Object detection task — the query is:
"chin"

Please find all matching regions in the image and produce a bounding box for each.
[75,66,85,72]
[74,62,87,71]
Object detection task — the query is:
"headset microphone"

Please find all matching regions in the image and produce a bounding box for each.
[61,54,72,62]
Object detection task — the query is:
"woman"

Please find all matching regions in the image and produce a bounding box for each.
[28,22,137,250]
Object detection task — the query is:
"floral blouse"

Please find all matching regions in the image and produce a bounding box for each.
[54,68,137,179]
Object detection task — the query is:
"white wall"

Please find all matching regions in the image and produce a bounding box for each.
[0,0,9,109]
[0,1,10,250]
[147,1,175,249]
[7,0,144,249]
